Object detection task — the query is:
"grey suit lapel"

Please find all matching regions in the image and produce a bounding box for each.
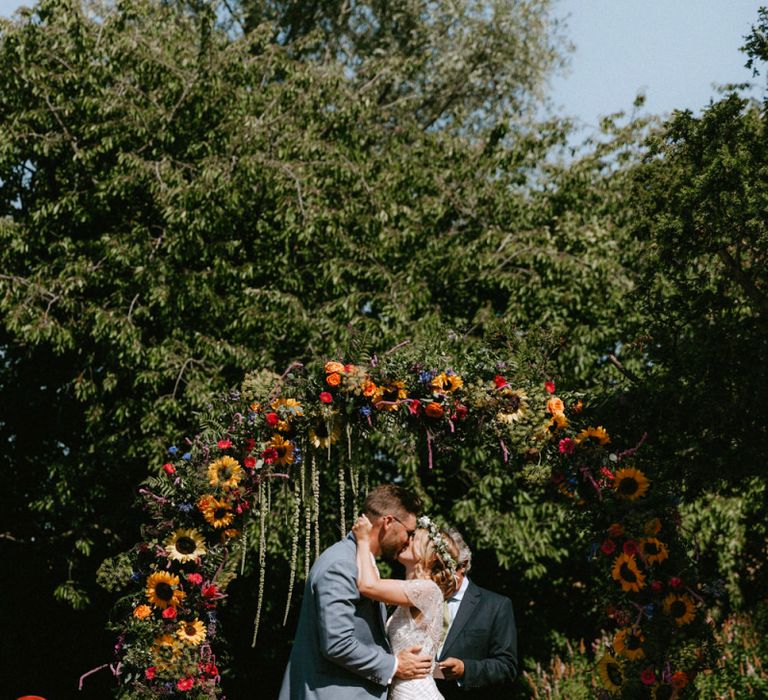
[441,579,480,656]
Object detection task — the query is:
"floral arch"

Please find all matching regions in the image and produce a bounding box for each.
[95,340,717,699]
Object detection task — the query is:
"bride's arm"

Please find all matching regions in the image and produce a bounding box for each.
[352,515,411,606]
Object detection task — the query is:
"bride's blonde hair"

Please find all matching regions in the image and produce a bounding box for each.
[412,527,459,600]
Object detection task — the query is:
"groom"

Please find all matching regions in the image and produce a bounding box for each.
[278,484,433,699]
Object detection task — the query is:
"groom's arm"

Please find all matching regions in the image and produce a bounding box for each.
[460,597,518,688]
[315,559,397,687]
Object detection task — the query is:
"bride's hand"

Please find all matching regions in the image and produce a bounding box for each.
[352,514,373,542]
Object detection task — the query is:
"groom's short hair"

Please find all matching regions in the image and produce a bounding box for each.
[363,484,422,521]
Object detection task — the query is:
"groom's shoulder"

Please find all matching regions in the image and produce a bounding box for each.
[310,536,355,577]
[471,580,513,607]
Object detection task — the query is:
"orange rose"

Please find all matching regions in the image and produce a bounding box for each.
[424,402,445,418]
[546,397,565,415]
[573,399,584,413]
[361,380,377,397]
[324,361,345,374]
[670,671,688,689]
[133,604,152,620]
[607,523,624,538]
[326,372,341,387]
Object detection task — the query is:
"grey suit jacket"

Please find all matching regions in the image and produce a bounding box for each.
[278,534,397,700]
[435,579,518,699]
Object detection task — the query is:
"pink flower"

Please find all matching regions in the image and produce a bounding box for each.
[145,667,156,680]
[177,677,195,691]
[640,668,656,686]
[623,540,639,556]
[217,439,232,449]
[493,375,507,389]
[319,392,333,404]
[162,463,176,476]
[162,606,177,619]
[600,539,616,555]
[407,399,422,416]
[669,576,683,589]
[187,573,203,585]
[558,438,575,455]
[265,412,280,427]
[261,447,278,464]
[244,456,256,469]
[544,380,556,394]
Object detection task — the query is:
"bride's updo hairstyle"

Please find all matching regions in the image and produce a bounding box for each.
[412,517,460,600]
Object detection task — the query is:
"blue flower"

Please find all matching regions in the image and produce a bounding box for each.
[294,447,303,464]
[644,604,654,619]
[419,370,434,383]
[130,571,142,582]
[168,445,179,455]
[207,611,218,623]
[359,406,372,417]
[182,452,192,461]
[177,503,194,513]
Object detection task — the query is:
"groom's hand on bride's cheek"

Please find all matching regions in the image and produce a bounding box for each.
[394,646,432,679]
[438,657,465,680]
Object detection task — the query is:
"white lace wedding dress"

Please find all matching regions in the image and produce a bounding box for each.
[386,578,444,700]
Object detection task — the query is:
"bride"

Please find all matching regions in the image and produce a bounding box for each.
[352,514,459,700]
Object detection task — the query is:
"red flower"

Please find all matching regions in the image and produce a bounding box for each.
[407,399,422,416]
[600,466,615,480]
[452,404,468,420]
[544,380,555,394]
[651,580,663,592]
[319,392,333,404]
[217,439,232,449]
[424,402,444,419]
[669,576,683,589]
[493,375,507,389]
[265,412,280,427]
[187,573,203,585]
[600,539,616,555]
[623,540,639,556]
[244,456,257,468]
[162,606,177,620]
[640,668,656,686]
[245,438,256,452]
[671,671,689,690]
[202,662,219,677]
[202,584,219,599]
[162,463,176,476]
[558,438,575,455]
[145,667,156,680]
[261,447,278,464]
[177,677,195,691]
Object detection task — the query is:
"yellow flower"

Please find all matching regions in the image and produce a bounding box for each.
[495,390,529,424]
[431,372,463,394]
[613,627,645,660]
[177,618,207,646]
[639,537,669,565]
[133,604,152,620]
[151,633,182,672]
[372,381,407,410]
[220,527,241,543]
[309,419,342,449]
[271,397,303,416]
[614,467,650,501]
[547,412,569,433]
[611,553,646,592]
[575,425,610,446]
[268,434,295,466]
[198,494,236,529]
[165,528,206,563]
[207,455,244,489]
[597,653,624,694]
[663,594,696,626]
[146,571,185,610]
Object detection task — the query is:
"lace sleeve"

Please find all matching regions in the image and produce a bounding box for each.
[402,579,443,628]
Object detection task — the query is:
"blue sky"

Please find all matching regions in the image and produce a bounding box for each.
[0,0,763,124]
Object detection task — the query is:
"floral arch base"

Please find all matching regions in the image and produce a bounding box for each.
[95,342,718,699]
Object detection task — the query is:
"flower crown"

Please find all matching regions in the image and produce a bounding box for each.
[417,515,457,574]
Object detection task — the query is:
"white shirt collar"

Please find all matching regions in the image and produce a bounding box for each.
[449,574,469,602]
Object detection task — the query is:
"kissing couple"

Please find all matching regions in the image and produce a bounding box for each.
[279,484,517,700]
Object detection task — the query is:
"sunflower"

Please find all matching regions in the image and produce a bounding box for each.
[267,434,295,466]
[207,456,244,490]
[198,495,236,529]
[663,593,696,626]
[177,618,207,646]
[547,412,569,433]
[495,390,529,424]
[372,381,407,410]
[151,633,182,671]
[309,419,342,449]
[639,537,669,565]
[270,397,303,416]
[613,627,645,660]
[644,517,662,535]
[146,571,185,610]
[575,425,610,447]
[220,527,241,543]
[597,653,624,694]
[165,528,206,563]
[611,553,646,592]
[614,467,650,501]
[431,372,463,394]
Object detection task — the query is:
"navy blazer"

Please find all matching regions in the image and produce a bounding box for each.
[436,579,518,699]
